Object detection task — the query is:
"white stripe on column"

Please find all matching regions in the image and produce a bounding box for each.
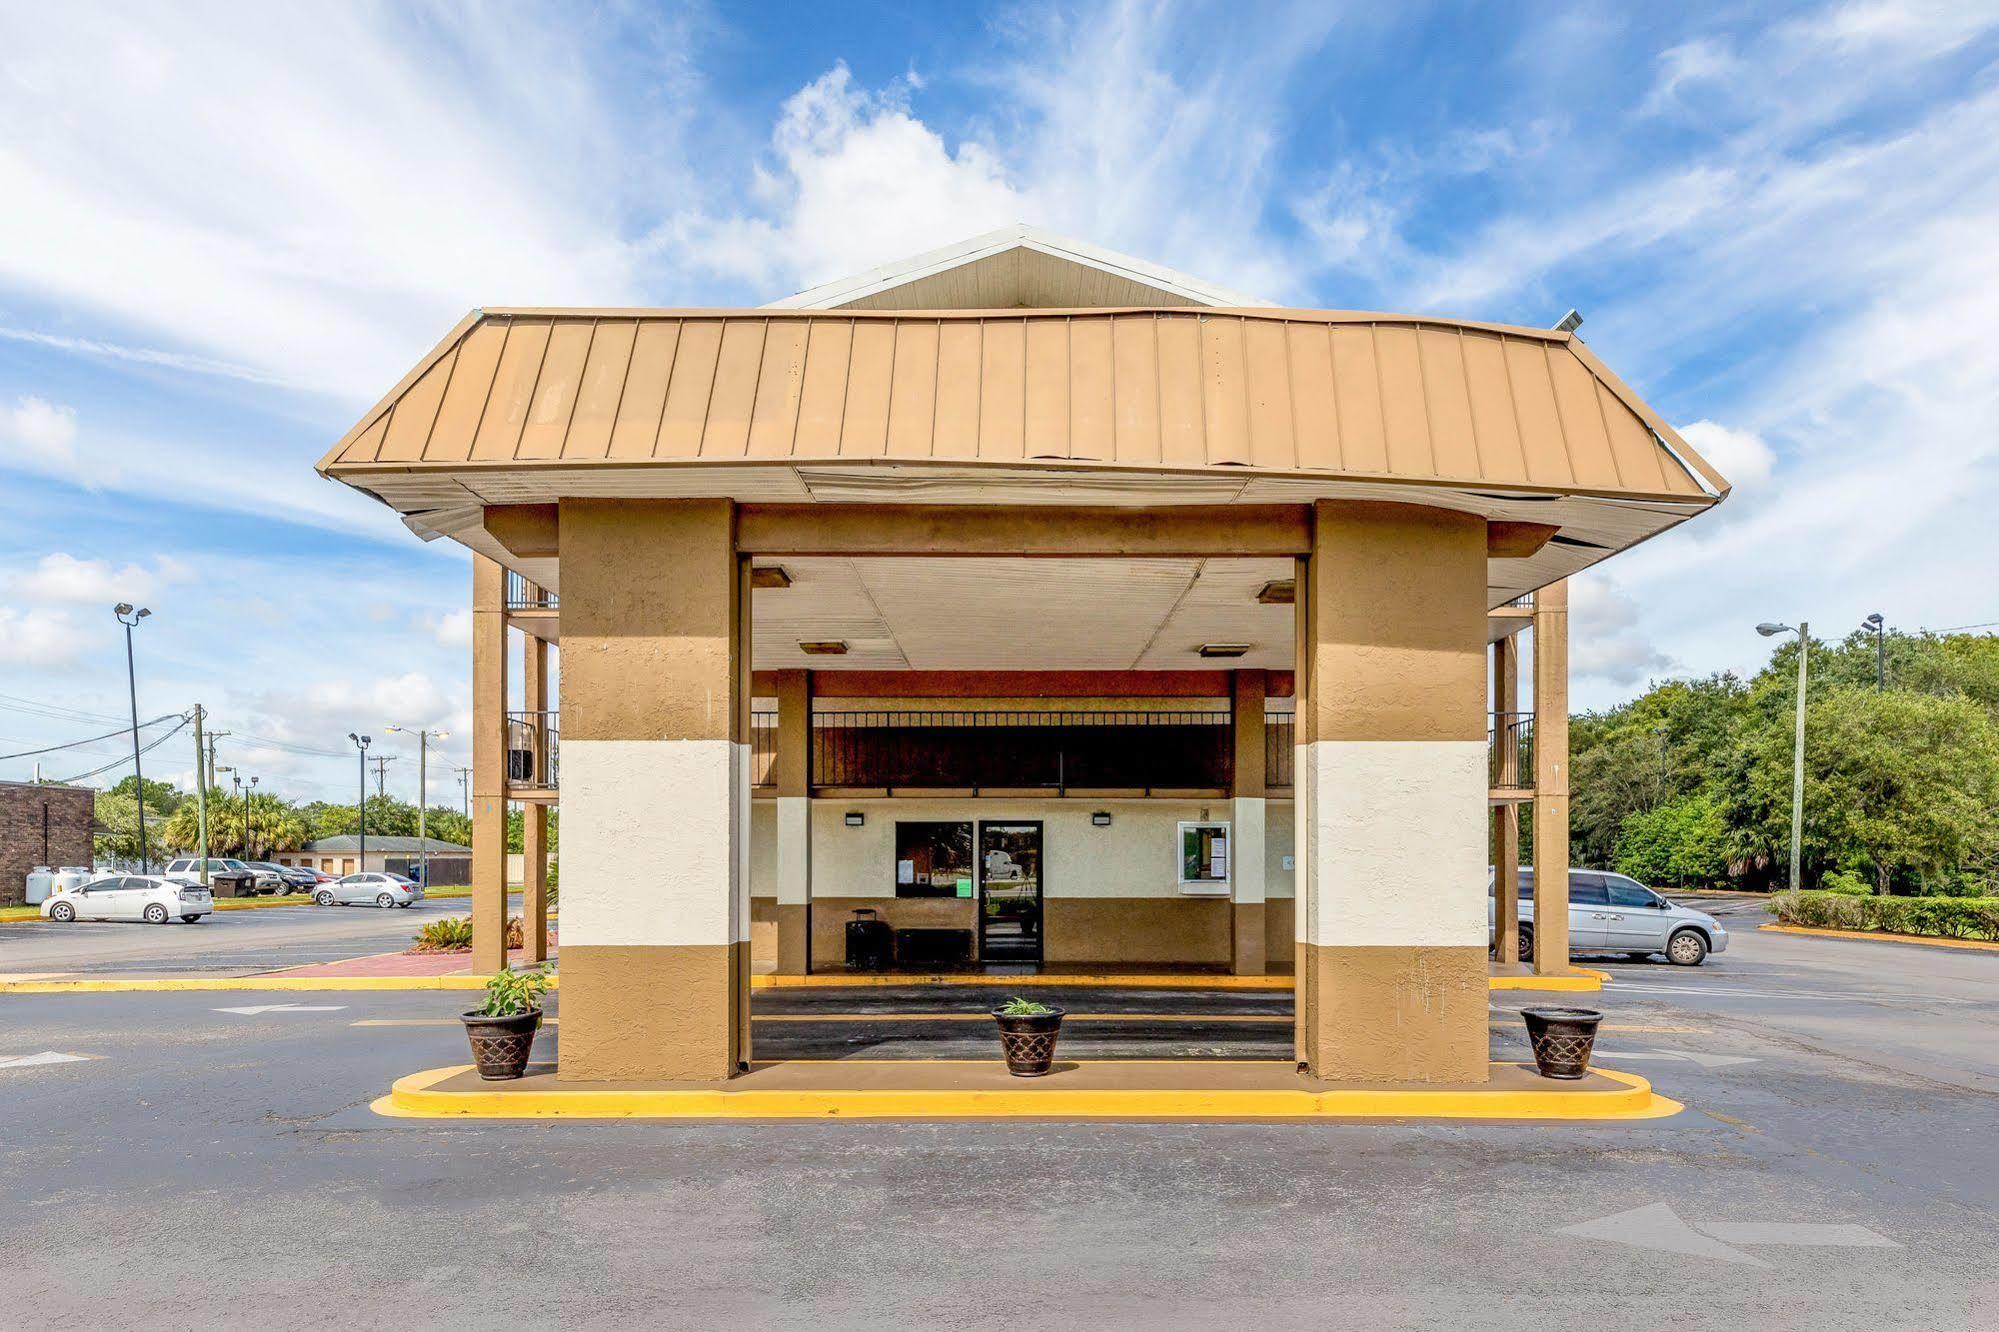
[1305,739,1485,949]
[1230,796,1266,906]
[562,738,737,948]
[775,796,810,907]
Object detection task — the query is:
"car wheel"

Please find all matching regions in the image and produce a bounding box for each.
[181,914,202,923]
[1667,929,1709,966]
[1515,924,1534,963]
[377,893,394,908]
[50,901,75,923]
[314,890,334,907]
[143,903,169,924]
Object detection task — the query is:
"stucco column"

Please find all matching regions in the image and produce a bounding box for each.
[1491,633,1521,966]
[773,668,812,975]
[1532,580,1571,975]
[557,499,750,1082]
[519,634,550,964]
[1296,500,1489,1085]
[470,555,508,976]
[1230,669,1268,975]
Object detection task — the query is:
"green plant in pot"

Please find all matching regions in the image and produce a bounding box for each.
[992,996,1065,1077]
[461,966,549,1081]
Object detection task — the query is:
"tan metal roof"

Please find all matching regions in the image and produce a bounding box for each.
[318,307,1726,504]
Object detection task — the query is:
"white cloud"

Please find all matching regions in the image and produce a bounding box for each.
[429,609,473,650]
[5,552,191,606]
[1568,575,1678,687]
[0,396,79,470]
[0,606,83,668]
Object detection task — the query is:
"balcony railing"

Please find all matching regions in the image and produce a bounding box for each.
[1489,710,1534,791]
[1265,710,1295,788]
[506,710,559,789]
[504,571,558,611]
[812,709,1231,792]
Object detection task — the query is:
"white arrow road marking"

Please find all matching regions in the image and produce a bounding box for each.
[0,1052,93,1069]
[214,1003,348,1016]
[1560,1204,1897,1267]
[1591,1048,1760,1069]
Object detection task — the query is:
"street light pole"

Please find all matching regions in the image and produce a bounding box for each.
[1757,620,1810,893]
[113,603,152,871]
[386,725,449,888]
[1863,612,1885,690]
[348,733,371,871]
[247,775,259,858]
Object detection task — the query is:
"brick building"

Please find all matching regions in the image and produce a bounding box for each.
[0,781,96,906]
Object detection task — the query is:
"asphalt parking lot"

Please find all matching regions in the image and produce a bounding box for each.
[4,901,1996,1328]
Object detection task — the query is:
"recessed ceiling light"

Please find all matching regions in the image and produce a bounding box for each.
[798,640,849,655]
[1256,580,1294,605]
[751,566,792,589]
[1198,643,1250,658]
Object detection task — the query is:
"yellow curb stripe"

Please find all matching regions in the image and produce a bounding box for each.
[372,1062,1681,1122]
[0,974,537,993]
[750,972,1291,990]
[1758,923,1999,953]
[1487,966,1607,992]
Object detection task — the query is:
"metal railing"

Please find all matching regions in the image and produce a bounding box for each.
[751,710,777,787]
[812,709,1232,792]
[1489,710,1534,790]
[504,571,558,611]
[506,710,559,789]
[1265,711,1295,788]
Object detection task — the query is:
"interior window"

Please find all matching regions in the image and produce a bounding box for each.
[1179,822,1230,885]
[895,822,974,899]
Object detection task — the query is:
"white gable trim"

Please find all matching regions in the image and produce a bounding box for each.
[764,223,1273,310]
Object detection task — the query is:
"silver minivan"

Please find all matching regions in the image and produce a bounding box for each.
[1489,868,1728,965]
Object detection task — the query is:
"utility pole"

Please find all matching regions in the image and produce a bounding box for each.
[190,705,210,886]
[369,754,397,798]
[349,734,371,871]
[203,730,231,790]
[388,726,450,889]
[456,767,472,819]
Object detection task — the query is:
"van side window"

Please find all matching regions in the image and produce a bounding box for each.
[1570,873,1610,907]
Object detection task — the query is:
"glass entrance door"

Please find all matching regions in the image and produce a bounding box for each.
[977,822,1043,963]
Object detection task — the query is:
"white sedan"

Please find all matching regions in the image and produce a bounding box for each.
[313,872,424,908]
[43,874,213,924]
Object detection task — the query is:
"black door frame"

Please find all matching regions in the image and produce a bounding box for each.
[976,819,1045,963]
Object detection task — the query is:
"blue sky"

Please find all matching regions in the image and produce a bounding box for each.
[4,0,1998,801]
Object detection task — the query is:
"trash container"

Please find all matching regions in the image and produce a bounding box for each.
[845,908,893,970]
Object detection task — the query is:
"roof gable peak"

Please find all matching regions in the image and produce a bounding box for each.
[764,224,1273,312]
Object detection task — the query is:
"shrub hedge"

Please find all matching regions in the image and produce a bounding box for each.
[1772,890,1999,941]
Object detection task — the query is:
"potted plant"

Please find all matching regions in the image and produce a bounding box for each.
[992,996,1065,1077]
[461,966,549,1080]
[1520,1006,1604,1079]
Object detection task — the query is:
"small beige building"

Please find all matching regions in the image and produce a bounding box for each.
[318,226,1727,1086]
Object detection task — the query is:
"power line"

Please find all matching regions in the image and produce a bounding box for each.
[0,713,181,761]
[54,715,192,783]
[1931,619,1999,634]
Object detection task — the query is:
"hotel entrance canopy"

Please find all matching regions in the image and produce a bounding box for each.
[317,227,1727,610]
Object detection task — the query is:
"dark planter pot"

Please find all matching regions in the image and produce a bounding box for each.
[461,1008,543,1081]
[1521,1006,1603,1080]
[993,1008,1065,1077]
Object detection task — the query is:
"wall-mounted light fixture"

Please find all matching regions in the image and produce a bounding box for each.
[1091,811,1112,827]
[752,566,793,589]
[1197,643,1250,658]
[1255,580,1294,605]
[844,811,865,827]
[800,640,849,655]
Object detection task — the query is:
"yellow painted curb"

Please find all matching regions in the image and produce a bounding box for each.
[0,973,556,994]
[372,1062,1680,1122]
[1759,923,1999,953]
[1488,966,1607,992]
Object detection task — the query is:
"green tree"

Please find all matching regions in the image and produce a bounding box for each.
[1613,793,1729,887]
[159,788,310,857]
[93,788,173,863]
[109,774,186,814]
[1717,685,1999,893]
